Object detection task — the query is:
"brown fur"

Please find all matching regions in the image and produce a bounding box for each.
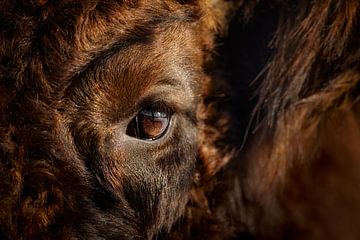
[1,0,360,239]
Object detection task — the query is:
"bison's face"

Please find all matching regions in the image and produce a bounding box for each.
[65,16,204,238]
[0,1,211,239]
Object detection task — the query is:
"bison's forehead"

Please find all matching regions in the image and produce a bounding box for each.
[0,0,204,96]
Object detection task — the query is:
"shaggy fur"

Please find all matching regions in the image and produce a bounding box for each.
[1,0,360,239]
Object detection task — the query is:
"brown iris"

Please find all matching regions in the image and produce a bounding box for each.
[126,106,171,140]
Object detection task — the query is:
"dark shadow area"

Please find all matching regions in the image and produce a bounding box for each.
[213,1,279,149]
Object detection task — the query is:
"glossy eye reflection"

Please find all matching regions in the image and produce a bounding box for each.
[126,105,171,141]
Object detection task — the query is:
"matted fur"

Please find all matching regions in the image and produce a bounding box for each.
[1,0,360,239]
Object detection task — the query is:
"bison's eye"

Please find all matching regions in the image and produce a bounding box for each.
[126,104,171,141]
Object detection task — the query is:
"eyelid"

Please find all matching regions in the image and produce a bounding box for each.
[141,109,168,118]
[135,95,197,126]
[137,98,175,116]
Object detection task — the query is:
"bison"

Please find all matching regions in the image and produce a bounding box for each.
[1,0,359,239]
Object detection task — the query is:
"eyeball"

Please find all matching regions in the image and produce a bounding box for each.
[126,104,171,141]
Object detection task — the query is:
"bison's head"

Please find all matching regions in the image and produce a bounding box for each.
[0,0,235,239]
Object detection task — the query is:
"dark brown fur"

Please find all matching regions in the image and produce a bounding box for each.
[1,0,360,239]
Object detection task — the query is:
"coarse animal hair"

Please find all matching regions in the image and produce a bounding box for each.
[1,0,360,240]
